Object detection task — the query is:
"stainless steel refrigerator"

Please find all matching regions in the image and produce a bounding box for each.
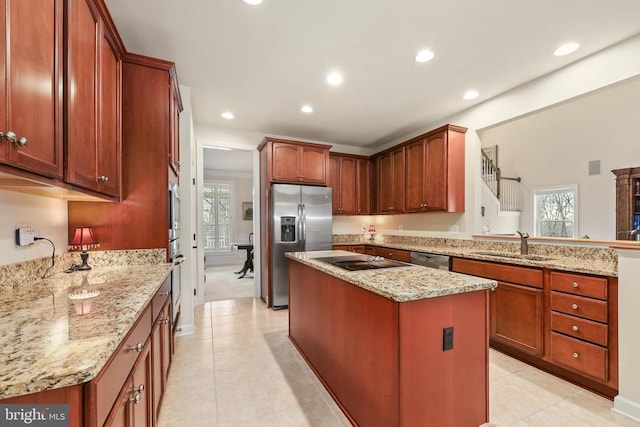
[271,184,332,308]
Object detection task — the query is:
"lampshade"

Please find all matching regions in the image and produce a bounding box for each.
[69,227,99,250]
[368,224,376,233]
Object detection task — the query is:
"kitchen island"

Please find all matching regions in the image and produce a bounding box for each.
[286,250,497,427]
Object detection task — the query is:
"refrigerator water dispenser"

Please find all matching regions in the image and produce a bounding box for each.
[280,216,296,242]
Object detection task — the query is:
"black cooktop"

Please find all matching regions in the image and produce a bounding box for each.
[314,255,410,271]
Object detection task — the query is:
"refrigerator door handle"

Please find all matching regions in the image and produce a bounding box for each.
[297,204,303,251]
[301,203,307,249]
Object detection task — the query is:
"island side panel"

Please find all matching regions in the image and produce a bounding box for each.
[398,290,490,427]
[288,260,399,427]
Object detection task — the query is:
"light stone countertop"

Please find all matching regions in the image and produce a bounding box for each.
[286,250,497,302]
[332,235,618,277]
[0,264,172,400]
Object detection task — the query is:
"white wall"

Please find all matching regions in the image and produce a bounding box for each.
[614,249,640,422]
[0,190,68,266]
[479,75,640,240]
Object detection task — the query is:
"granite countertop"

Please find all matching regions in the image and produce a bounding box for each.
[286,250,497,302]
[333,237,618,277]
[0,264,172,400]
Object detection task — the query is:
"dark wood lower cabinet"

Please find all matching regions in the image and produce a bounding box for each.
[452,257,618,398]
[491,281,543,356]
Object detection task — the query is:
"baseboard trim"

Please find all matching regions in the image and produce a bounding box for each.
[613,395,640,422]
[175,324,195,336]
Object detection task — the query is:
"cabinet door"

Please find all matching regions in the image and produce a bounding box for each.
[97,25,121,197]
[66,0,121,197]
[105,376,133,427]
[356,158,371,215]
[300,145,327,184]
[339,156,357,214]
[328,155,341,214]
[3,0,63,177]
[131,339,153,427]
[490,282,543,356]
[405,140,425,212]
[378,152,393,213]
[391,147,405,213]
[160,303,172,393]
[272,142,300,182]
[169,79,180,177]
[425,133,447,210]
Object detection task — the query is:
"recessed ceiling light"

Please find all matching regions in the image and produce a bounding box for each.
[326,71,343,86]
[554,42,580,56]
[415,50,435,63]
[463,90,479,100]
[301,105,313,113]
[243,0,263,5]
[221,112,234,119]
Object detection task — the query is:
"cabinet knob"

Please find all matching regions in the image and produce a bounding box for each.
[130,393,141,404]
[572,352,579,359]
[129,342,144,352]
[5,131,28,147]
[134,384,145,393]
[98,175,109,182]
[571,303,578,310]
[572,282,579,288]
[572,325,579,331]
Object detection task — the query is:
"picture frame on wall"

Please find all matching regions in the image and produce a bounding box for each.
[242,202,253,221]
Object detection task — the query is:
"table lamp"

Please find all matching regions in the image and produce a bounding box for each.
[69,226,99,270]
[368,224,376,241]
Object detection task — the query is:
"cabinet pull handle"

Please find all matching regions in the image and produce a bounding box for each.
[572,352,579,359]
[159,291,170,296]
[135,384,145,393]
[98,175,109,182]
[572,325,579,331]
[129,342,144,352]
[130,393,141,404]
[571,303,578,310]
[572,282,579,288]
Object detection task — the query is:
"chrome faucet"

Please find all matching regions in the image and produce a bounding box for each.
[617,226,640,241]
[517,231,530,255]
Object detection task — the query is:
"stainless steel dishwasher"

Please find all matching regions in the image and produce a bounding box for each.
[410,252,451,271]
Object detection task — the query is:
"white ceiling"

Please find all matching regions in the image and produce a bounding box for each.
[202,147,253,173]
[104,0,640,148]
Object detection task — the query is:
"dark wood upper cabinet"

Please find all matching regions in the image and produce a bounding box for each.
[65,0,122,199]
[378,146,405,214]
[405,125,466,213]
[329,153,357,215]
[168,75,182,178]
[259,138,331,185]
[612,167,640,240]
[0,0,63,178]
[356,157,371,215]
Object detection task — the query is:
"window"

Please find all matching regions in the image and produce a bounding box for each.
[533,185,577,238]
[203,183,233,251]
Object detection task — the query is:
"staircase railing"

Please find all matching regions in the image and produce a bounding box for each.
[481,149,522,212]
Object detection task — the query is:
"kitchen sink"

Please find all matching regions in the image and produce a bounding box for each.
[473,251,555,262]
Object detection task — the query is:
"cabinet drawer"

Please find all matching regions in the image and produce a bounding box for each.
[374,247,411,262]
[550,271,607,300]
[550,292,608,323]
[88,305,152,427]
[451,258,543,288]
[550,332,608,381]
[551,312,608,346]
[152,276,171,322]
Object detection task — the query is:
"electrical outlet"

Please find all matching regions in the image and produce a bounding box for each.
[15,227,39,246]
[443,326,454,351]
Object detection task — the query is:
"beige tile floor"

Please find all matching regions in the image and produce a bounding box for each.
[158,297,640,427]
